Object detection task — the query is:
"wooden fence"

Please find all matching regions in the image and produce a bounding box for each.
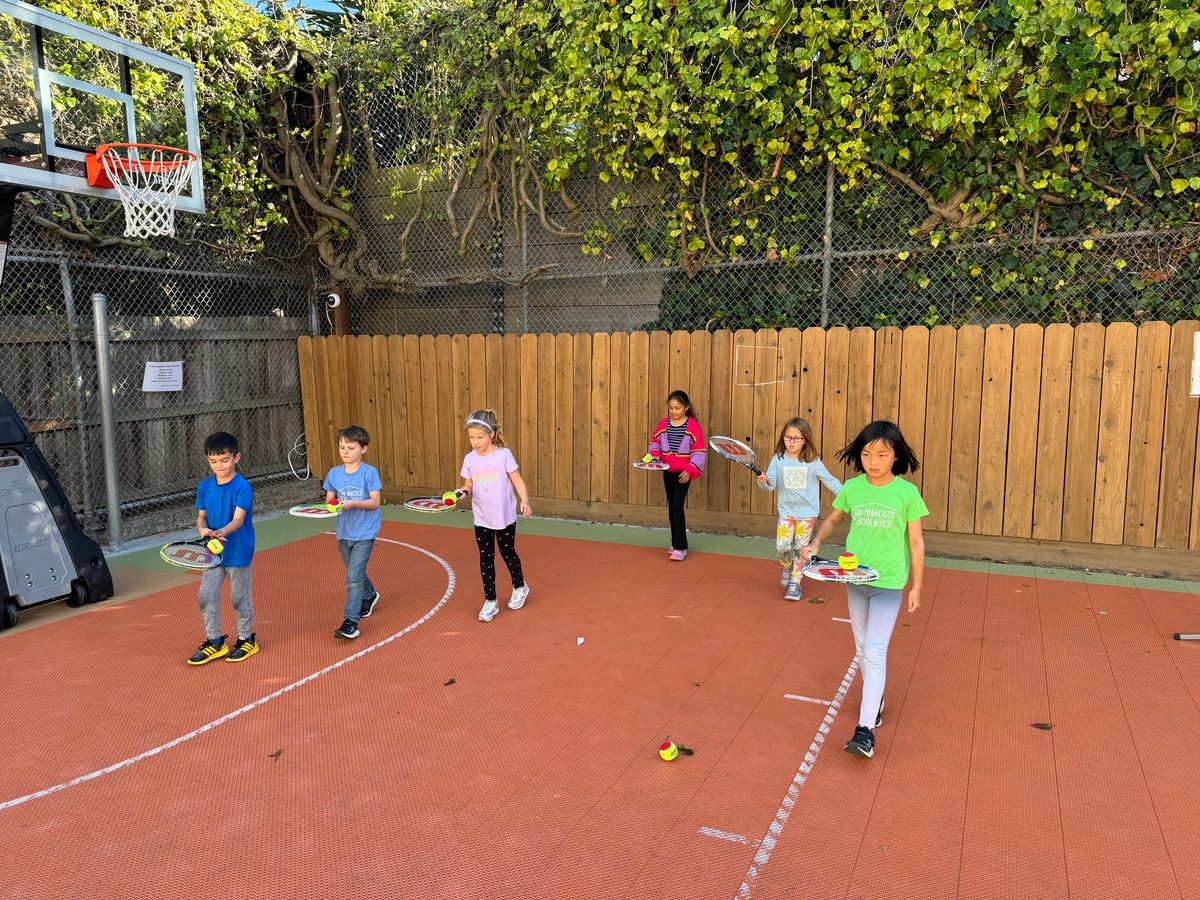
[298,322,1200,561]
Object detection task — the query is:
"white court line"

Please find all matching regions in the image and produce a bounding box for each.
[735,658,858,899]
[699,827,760,848]
[832,617,851,623]
[0,537,454,813]
[783,694,831,706]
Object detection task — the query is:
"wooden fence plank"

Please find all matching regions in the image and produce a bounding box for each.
[370,336,393,484]
[846,327,875,440]
[821,328,850,517]
[571,333,590,501]
[1092,323,1137,545]
[485,333,505,421]
[451,334,471,457]
[799,326,827,454]
[591,333,610,502]
[627,331,650,507]
[1061,323,1105,543]
[688,330,712,510]
[873,326,902,423]
[554,333,574,500]
[537,333,557,499]
[296,337,321,477]
[609,332,629,506]
[417,336,440,489]
[922,326,957,532]
[947,325,984,533]
[400,336,423,487]
[1124,323,1170,548]
[386,336,410,486]
[898,326,929,497]
[435,335,456,488]
[1157,321,1200,549]
[751,329,780,517]
[518,334,539,497]
[729,329,756,514]
[1032,324,1074,540]
[707,330,733,514]
[975,324,1014,536]
[503,334,520,460]
[1002,325,1043,539]
[648,330,672,507]
[669,330,690,393]
[467,334,487,410]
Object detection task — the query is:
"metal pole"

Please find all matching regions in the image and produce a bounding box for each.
[820,161,835,329]
[59,260,93,520]
[90,292,122,549]
[520,206,529,334]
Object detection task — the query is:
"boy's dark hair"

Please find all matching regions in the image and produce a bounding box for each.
[337,425,370,447]
[836,420,920,475]
[667,389,694,419]
[204,432,239,456]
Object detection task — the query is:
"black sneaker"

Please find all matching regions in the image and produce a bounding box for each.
[876,699,885,729]
[227,634,259,662]
[335,619,360,639]
[360,591,381,618]
[187,635,228,666]
[845,725,875,758]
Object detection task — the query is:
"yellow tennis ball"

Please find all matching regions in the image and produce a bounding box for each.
[442,491,457,506]
[642,453,654,463]
[327,501,342,513]
[659,741,678,761]
[839,552,858,571]
[206,537,224,554]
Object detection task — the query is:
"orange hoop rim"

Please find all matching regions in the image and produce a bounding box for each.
[93,142,197,174]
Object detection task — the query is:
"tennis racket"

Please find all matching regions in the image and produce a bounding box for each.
[709,435,762,476]
[404,489,467,513]
[633,458,670,471]
[160,540,222,570]
[289,502,342,519]
[800,556,880,584]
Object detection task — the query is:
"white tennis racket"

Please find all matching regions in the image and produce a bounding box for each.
[160,540,222,570]
[709,435,762,476]
[289,502,342,519]
[632,458,670,471]
[404,489,467,513]
[801,557,880,584]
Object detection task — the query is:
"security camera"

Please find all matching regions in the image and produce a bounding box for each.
[325,293,341,308]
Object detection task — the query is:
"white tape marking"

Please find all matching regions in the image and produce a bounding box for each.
[735,658,858,899]
[699,827,760,847]
[0,538,454,813]
[832,617,851,623]
[783,694,831,706]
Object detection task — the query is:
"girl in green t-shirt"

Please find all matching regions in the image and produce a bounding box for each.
[806,420,929,760]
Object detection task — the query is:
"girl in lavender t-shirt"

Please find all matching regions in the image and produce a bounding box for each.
[455,408,533,623]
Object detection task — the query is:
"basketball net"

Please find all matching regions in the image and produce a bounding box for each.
[95,143,196,238]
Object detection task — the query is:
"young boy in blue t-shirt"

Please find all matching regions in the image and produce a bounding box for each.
[188,432,258,665]
[323,425,383,640]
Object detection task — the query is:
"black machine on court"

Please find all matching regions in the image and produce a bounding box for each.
[0,392,113,629]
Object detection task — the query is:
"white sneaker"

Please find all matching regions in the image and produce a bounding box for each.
[508,583,530,610]
[478,599,499,622]
[780,563,793,588]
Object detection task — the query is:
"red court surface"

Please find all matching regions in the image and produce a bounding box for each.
[2,520,1199,899]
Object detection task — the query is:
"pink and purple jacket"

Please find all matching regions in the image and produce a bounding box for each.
[647,416,707,479]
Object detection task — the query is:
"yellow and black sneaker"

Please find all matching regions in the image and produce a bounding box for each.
[188,636,229,666]
[227,633,259,662]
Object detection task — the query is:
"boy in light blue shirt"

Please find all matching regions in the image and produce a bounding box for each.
[323,425,383,640]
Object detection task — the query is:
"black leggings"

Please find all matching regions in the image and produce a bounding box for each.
[475,524,525,603]
[662,471,692,551]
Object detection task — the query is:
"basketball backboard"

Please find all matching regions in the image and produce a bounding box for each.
[0,0,203,214]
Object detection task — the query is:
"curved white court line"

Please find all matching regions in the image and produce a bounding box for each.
[0,537,455,813]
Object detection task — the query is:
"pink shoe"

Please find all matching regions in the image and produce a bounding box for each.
[669,549,688,561]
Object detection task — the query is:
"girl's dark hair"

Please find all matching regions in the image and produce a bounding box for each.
[836,420,920,475]
[204,432,239,456]
[337,425,370,446]
[667,389,694,419]
[773,417,817,462]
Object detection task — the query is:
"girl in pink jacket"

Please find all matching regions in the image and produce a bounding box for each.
[646,389,706,560]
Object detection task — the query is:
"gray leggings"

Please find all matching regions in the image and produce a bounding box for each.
[846,583,903,729]
[198,565,254,642]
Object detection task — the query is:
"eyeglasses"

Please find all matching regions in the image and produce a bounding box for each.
[783,435,805,442]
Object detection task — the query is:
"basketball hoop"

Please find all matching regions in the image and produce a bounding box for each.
[86,142,197,238]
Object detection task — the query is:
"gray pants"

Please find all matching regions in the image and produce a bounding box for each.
[846,583,904,729]
[198,565,254,642]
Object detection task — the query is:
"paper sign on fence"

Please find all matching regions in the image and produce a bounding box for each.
[142,360,183,392]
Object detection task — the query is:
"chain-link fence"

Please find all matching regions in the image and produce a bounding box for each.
[0,196,318,543]
[343,88,1200,336]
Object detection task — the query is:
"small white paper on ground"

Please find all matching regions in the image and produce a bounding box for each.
[576,637,584,645]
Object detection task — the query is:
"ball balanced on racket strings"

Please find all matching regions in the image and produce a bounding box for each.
[442,491,457,506]
[660,741,679,761]
[839,552,858,570]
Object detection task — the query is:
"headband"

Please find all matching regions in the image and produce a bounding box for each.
[465,417,495,432]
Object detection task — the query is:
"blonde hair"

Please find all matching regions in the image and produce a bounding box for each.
[773,417,817,462]
[464,408,507,447]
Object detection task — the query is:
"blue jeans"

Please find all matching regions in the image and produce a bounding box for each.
[338,539,376,624]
